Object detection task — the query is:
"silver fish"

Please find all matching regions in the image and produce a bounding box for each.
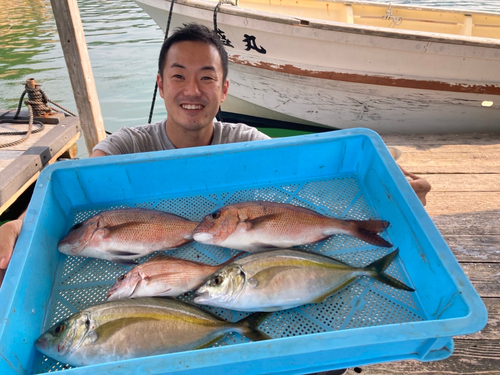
[34,297,270,366]
[194,249,414,311]
[106,253,241,301]
[192,201,392,252]
[58,208,198,263]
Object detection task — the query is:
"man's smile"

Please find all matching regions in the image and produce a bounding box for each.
[181,104,204,110]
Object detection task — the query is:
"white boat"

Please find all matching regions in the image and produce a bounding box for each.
[134,0,500,133]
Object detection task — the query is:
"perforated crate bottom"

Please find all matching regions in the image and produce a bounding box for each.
[34,174,425,373]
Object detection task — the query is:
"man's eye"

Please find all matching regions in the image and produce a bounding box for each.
[172,74,184,79]
[201,76,214,81]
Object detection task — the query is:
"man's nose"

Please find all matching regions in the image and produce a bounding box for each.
[183,78,201,96]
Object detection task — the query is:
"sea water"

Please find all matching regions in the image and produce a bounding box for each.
[0,0,499,157]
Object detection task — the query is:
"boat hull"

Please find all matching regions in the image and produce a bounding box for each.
[136,0,500,133]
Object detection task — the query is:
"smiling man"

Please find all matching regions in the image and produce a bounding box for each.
[90,23,269,157]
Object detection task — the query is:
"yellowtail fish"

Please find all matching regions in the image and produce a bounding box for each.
[194,249,414,312]
[35,297,270,366]
[106,253,242,301]
[58,208,198,264]
[192,201,392,252]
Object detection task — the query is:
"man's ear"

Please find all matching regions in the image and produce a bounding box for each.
[157,73,164,98]
[221,79,229,103]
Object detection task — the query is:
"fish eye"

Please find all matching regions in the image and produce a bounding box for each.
[53,323,67,335]
[85,318,90,329]
[210,211,221,220]
[212,275,223,286]
[117,275,126,282]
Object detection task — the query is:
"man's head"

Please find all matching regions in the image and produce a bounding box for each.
[156,23,230,148]
[158,23,228,82]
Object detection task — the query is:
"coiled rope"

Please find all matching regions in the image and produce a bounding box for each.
[0,79,76,148]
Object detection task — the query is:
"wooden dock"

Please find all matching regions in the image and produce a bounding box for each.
[342,133,500,375]
[0,110,80,216]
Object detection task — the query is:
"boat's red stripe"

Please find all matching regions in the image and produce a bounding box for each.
[230,55,500,96]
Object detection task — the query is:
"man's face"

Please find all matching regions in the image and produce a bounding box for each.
[157,40,229,136]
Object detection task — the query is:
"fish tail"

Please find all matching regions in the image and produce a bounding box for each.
[364,249,415,292]
[238,312,273,341]
[350,219,393,248]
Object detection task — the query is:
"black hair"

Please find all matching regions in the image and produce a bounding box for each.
[158,23,228,82]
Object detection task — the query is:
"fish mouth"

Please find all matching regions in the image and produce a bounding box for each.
[193,291,209,304]
[34,337,47,350]
[192,232,214,244]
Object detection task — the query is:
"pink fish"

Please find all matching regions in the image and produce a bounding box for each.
[106,253,241,301]
[193,201,392,252]
[58,208,198,263]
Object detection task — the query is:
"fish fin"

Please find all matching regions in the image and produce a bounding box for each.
[110,258,138,265]
[194,335,226,350]
[250,242,280,250]
[249,266,299,289]
[93,317,158,339]
[238,312,273,341]
[365,249,415,292]
[109,250,142,256]
[87,331,99,343]
[350,219,393,248]
[151,287,172,296]
[309,278,357,303]
[245,214,282,231]
[105,222,146,235]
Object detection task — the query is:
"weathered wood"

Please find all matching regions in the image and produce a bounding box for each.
[460,263,500,298]
[382,133,500,147]
[49,0,106,154]
[398,152,500,174]
[352,339,500,374]
[426,192,500,216]
[0,113,81,215]
[443,235,500,262]
[421,174,500,192]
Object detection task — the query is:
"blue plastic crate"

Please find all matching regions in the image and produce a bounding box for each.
[0,128,487,374]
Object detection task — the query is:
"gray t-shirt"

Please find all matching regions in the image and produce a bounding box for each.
[93,120,270,155]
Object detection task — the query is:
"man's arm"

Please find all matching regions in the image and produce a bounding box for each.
[90,149,109,157]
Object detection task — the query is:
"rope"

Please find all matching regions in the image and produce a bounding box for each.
[213,0,236,33]
[0,105,44,148]
[213,0,236,122]
[148,0,176,124]
[0,79,75,148]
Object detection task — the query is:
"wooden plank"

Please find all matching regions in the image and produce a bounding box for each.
[460,263,500,298]
[0,132,80,216]
[443,235,500,262]
[0,116,80,210]
[425,192,500,216]
[397,152,500,174]
[353,340,500,374]
[420,174,499,192]
[49,0,106,154]
[381,133,500,147]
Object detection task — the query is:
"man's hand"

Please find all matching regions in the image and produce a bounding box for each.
[0,213,25,288]
[400,167,431,206]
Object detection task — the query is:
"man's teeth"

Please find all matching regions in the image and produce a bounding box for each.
[182,104,203,110]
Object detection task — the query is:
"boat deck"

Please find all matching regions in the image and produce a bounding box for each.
[343,132,500,374]
[0,110,80,216]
